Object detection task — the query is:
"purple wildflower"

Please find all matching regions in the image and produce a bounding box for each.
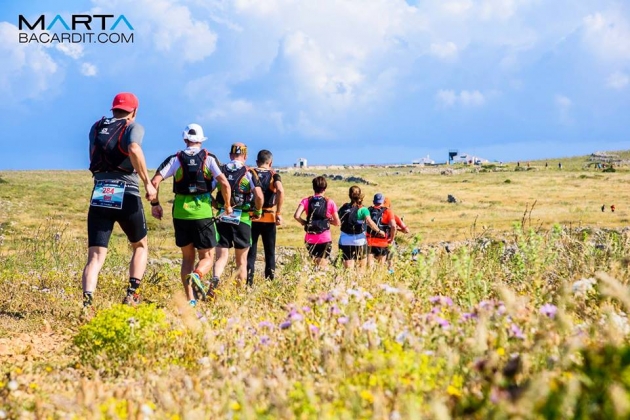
[302,306,311,313]
[460,312,477,322]
[510,323,525,339]
[258,321,274,329]
[338,316,349,324]
[330,305,341,315]
[430,296,453,306]
[260,335,270,345]
[540,303,557,319]
[309,324,320,334]
[290,311,304,322]
[434,316,450,329]
[279,320,292,330]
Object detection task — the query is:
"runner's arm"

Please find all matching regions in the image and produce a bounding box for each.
[214,173,233,216]
[149,173,164,220]
[275,180,285,225]
[252,186,264,219]
[294,203,307,227]
[128,142,157,201]
[365,215,385,237]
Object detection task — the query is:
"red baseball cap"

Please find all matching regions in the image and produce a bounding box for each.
[111,92,138,112]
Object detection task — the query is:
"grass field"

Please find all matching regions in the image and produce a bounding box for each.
[2,152,630,418]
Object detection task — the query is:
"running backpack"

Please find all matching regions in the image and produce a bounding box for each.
[89,117,132,174]
[172,149,218,195]
[338,203,364,234]
[215,164,255,209]
[255,168,277,209]
[366,206,389,236]
[305,196,330,234]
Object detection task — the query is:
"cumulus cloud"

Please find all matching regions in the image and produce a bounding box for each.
[582,11,630,62]
[430,41,459,60]
[607,71,629,89]
[0,22,59,103]
[436,89,486,107]
[56,43,84,59]
[91,0,218,62]
[81,62,97,76]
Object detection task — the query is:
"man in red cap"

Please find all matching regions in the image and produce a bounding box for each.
[82,92,157,312]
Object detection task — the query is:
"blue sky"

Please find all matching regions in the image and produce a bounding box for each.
[1,0,629,169]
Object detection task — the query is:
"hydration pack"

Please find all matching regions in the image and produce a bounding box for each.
[216,164,255,209]
[367,206,390,236]
[172,149,216,195]
[89,118,132,174]
[305,196,330,234]
[255,168,277,209]
[338,203,365,234]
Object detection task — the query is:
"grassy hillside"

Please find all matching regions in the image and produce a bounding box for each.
[2,151,630,418]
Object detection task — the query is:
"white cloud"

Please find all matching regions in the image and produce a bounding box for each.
[430,42,459,60]
[0,22,59,103]
[55,43,83,59]
[442,0,473,15]
[81,62,97,77]
[583,11,630,62]
[436,89,486,107]
[91,0,218,62]
[607,71,629,89]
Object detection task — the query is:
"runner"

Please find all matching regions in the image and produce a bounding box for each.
[82,92,157,311]
[293,176,341,269]
[366,193,397,267]
[149,124,232,306]
[212,143,264,289]
[337,186,385,271]
[246,150,284,286]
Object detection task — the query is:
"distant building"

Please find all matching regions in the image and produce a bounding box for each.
[296,157,308,168]
[412,155,435,165]
[450,152,488,165]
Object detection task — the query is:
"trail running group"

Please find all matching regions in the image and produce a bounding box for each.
[82,92,410,311]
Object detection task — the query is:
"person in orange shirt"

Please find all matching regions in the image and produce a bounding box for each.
[366,193,397,266]
[383,197,410,234]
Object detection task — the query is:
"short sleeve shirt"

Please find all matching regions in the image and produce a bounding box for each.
[338,206,370,246]
[155,147,222,220]
[300,195,338,244]
[366,206,394,248]
[89,119,144,196]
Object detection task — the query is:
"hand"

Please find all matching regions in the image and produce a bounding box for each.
[275,214,283,226]
[378,230,386,238]
[251,208,263,221]
[223,205,233,216]
[145,184,157,202]
[151,205,163,220]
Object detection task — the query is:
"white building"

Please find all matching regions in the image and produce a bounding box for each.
[412,155,435,165]
[296,158,308,168]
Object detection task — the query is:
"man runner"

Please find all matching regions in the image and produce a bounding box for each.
[82,92,157,310]
[149,123,232,306]
[246,150,284,286]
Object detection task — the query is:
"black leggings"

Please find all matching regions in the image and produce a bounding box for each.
[87,194,147,247]
[247,222,277,285]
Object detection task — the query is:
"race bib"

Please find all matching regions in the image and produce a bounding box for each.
[90,180,126,209]
[219,208,242,225]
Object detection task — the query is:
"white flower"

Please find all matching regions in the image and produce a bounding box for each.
[572,278,596,297]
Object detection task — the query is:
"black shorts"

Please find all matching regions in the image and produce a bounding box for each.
[339,244,367,261]
[217,221,251,249]
[173,218,218,249]
[306,242,332,259]
[87,193,147,247]
[369,246,390,258]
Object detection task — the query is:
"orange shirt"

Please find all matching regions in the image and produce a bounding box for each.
[366,206,394,248]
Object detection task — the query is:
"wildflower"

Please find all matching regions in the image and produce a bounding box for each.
[338,316,349,324]
[279,320,292,330]
[460,312,477,322]
[260,336,271,345]
[609,311,630,335]
[302,306,311,313]
[362,319,377,332]
[395,330,409,344]
[360,389,374,403]
[127,317,139,328]
[434,316,450,329]
[258,321,274,329]
[539,303,558,319]
[289,310,303,322]
[447,385,462,397]
[198,357,210,366]
[330,305,341,315]
[430,295,453,306]
[309,324,320,334]
[509,323,525,339]
[380,284,400,294]
[572,278,596,296]
[140,404,154,416]
[7,380,18,391]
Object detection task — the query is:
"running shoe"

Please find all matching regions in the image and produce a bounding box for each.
[122,292,141,307]
[187,272,207,301]
[189,299,197,307]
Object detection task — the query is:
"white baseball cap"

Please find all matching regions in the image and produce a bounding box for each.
[182,123,207,142]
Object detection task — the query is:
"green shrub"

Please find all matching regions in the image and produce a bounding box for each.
[603,167,616,173]
[74,304,179,373]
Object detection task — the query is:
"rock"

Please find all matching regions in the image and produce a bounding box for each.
[447,194,458,204]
